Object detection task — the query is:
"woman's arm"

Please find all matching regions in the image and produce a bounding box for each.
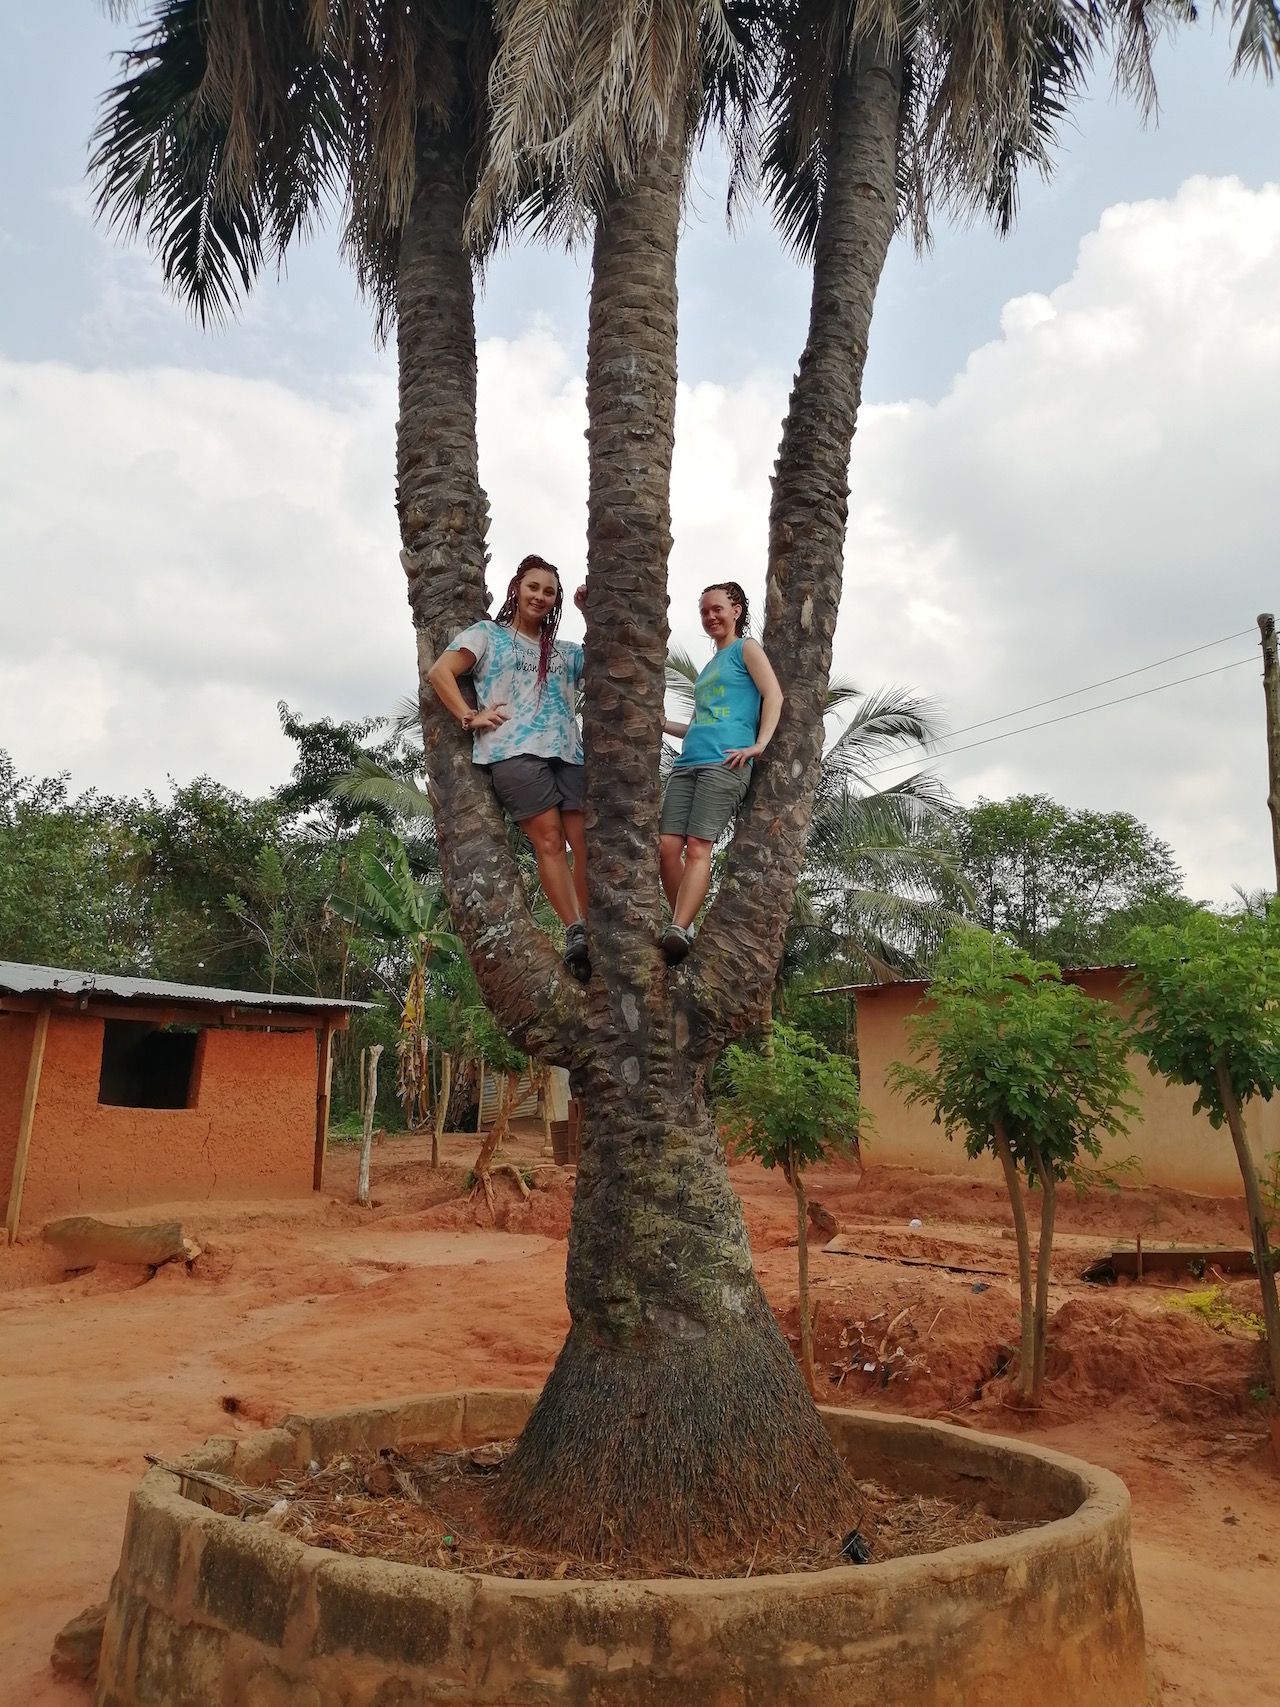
[663,718,690,738]
[426,648,509,734]
[723,639,784,768]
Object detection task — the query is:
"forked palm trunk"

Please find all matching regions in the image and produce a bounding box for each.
[692,46,905,1049]
[489,120,854,1564]
[400,114,588,1065]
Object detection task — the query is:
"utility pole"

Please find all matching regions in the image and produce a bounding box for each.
[1259,613,1280,893]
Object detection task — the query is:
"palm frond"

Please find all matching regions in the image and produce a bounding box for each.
[471,0,736,241]
[331,756,435,824]
[1227,0,1280,74]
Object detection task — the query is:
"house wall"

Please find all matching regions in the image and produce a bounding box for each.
[855,968,1279,1198]
[2,1012,318,1229]
[0,1011,38,1206]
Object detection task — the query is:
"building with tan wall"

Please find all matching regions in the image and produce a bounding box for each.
[854,966,1278,1198]
[1,962,360,1239]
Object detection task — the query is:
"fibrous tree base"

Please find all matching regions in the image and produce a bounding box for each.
[488,1291,858,1566]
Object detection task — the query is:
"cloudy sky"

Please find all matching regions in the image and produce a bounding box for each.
[2,6,1279,903]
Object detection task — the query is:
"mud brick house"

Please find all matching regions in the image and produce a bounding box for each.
[854,966,1280,1197]
[0,962,361,1239]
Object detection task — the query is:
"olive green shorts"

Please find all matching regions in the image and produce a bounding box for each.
[659,763,751,843]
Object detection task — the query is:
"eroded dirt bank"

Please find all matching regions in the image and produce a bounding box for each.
[1,1130,1276,1705]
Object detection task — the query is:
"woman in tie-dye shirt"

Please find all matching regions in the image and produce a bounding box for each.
[428,556,590,983]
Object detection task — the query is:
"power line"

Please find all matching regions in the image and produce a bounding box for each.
[934,627,1256,744]
[866,653,1258,781]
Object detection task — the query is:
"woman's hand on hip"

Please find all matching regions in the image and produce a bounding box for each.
[468,702,510,734]
[723,743,763,769]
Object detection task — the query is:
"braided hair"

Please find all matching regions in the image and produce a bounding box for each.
[701,581,750,638]
[494,555,564,689]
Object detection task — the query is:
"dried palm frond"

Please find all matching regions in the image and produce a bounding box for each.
[471,0,738,241]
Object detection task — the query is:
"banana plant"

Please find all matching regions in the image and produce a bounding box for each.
[330,838,462,1144]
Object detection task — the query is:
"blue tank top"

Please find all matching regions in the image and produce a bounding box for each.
[675,639,763,769]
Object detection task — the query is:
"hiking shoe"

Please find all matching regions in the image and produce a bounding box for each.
[563,921,592,983]
[662,923,694,966]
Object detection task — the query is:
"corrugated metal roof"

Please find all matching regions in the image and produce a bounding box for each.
[846,963,1133,999]
[0,961,366,1012]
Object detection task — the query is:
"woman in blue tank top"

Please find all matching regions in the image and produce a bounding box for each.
[659,582,784,964]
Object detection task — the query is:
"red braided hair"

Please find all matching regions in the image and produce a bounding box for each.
[494,555,564,690]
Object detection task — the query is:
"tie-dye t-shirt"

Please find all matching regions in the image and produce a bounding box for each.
[449,621,584,766]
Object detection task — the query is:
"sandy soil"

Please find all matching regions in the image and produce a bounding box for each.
[2,1128,1277,1706]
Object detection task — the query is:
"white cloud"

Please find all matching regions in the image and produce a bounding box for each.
[839,175,1280,901]
[0,359,408,796]
[1,174,1278,901]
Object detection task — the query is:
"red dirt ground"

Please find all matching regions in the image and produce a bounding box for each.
[2,1128,1277,1705]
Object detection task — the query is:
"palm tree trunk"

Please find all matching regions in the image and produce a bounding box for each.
[490,124,854,1565]
[993,1120,1035,1400]
[1214,1056,1280,1428]
[691,46,903,1053]
[398,112,588,1066]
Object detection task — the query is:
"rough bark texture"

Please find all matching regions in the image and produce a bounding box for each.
[687,50,903,1056]
[488,122,856,1562]
[398,112,587,1066]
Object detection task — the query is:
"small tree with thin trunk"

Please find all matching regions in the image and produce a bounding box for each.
[719,1025,862,1397]
[888,928,1135,1404]
[1127,904,1280,1442]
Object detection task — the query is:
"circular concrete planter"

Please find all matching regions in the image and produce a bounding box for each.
[94,1389,1146,1707]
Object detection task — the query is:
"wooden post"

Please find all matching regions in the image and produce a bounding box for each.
[357,1044,383,1209]
[1259,614,1280,892]
[432,1052,451,1169]
[6,1007,51,1244]
[313,1022,334,1192]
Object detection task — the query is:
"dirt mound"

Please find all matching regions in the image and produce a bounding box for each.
[406,1167,574,1240]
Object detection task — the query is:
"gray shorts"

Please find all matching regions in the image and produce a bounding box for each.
[488,755,584,822]
[660,763,751,842]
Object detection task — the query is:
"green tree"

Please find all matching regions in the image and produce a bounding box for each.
[719,1025,861,1395]
[1126,906,1280,1421]
[957,794,1187,963]
[0,754,149,972]
[92,0,1270,1562]
[888,928,1135,1402]
[791,688,969,982]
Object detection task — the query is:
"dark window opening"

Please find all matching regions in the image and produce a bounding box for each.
[98,1020,198,1109]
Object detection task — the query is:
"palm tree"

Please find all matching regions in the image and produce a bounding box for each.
[794,688,970,981]
[92,0,1275,1565]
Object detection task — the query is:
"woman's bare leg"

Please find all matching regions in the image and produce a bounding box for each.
[562,809,589,919]
[659,834,686,913]
[672,837,714,930]
[520,807,581,927]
